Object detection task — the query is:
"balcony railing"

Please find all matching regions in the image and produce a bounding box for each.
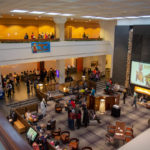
[0,38,103,43]
[0,39,60,43]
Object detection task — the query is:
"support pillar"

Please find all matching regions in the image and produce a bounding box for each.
[54,17,67,41]
[56,59,65,84]
[37,61,45,72]
[100,20,117,77]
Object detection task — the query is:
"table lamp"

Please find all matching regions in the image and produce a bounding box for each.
[99,99,105,114]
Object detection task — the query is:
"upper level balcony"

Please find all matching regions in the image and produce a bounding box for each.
[0,39,112,66]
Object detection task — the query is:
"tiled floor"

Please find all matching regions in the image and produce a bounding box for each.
[36,95,150,150]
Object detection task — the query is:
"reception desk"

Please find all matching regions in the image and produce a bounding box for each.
[87,94,120,111]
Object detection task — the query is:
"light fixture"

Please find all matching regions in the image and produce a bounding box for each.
[82,16,95,19]
[10,9,28,13]
[125,16,139,19]
[46,12,60,15]
[60,13,74,16]
[29,11,45,14]
[99,99,105,114]
[18,17,22,19]
[140,15,150,18]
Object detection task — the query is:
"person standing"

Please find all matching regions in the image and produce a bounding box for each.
[7,82,12,98]
[24,33,29,39]
[40,98,47,117]
[123,88,127,104]
[83,107,89,127]
[132,92,137,109]
[26,79,30,94]
[91,87,96,96]
[76,109,81,129]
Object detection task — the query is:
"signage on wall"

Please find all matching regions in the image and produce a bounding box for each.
[31,42,50,53]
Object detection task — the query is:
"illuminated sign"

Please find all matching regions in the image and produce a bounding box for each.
[134,86,150,96]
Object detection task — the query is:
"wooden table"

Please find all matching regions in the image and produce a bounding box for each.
[114,121,125,140]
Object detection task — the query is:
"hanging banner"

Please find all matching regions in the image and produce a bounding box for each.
[31,42,50,53]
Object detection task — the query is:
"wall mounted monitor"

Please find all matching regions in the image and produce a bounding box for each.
[130,61,150,88]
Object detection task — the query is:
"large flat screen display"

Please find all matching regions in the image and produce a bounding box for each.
[27,127,38,141]
[131,61,150,88]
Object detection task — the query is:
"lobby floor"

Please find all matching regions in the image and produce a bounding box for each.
[36,94,150,150]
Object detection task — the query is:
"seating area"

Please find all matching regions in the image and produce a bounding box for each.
[106,121,134,146]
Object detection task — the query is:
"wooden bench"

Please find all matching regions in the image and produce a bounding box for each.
[14,120,26,133]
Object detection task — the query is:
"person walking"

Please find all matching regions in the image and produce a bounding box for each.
[40,98,47,117]
[123,88,127,104]
[132,92,137,109]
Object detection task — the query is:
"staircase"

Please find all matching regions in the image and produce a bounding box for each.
[96,80,106,91]
[6,97,40,108]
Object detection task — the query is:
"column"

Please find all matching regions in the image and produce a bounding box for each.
[54,17,67,41]
[56,59,65,84]
[100,20,117,77]
[98,55,106,73]
[0,71,2,89]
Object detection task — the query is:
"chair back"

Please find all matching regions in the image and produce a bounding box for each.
[82,147,93,150]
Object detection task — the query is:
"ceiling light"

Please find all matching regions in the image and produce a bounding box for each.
[113,17,124,20]
[60,14,74,16]
[140,15,150,18]
[82,16,95,18]
[18,17,22,19]
[29,11,45,14]
[10,10,28,13]
[46,12,60,15]
[125,16,139,19]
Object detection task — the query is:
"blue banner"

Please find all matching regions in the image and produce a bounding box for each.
[31,42,50,53]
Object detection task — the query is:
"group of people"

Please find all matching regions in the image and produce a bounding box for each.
[24,32,55,40]
[88,67,101,82]
[1,73,20,98]
[66,98,100,130]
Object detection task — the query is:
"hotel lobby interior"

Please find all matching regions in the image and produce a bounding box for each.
[0,0,150,150]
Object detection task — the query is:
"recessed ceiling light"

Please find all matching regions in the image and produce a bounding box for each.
[10,10,28,13]
[46,12,60,15]
[125,16,139,19]
[140,15,150,18]
[29,11,45,14]
[60,14,74,16]
[82,16,94,18]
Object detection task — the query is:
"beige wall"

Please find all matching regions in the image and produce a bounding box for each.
[83,55,106,72]
[106,55,112,68]
[0,58,76,75]
[0,62,37,75]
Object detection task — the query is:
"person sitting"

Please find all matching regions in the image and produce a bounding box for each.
[7,110,17,125]
[25,110,37,123]
[55,102,62,113]
[89,110,101,123]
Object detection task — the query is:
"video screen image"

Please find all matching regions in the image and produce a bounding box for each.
[130,61,150,88]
